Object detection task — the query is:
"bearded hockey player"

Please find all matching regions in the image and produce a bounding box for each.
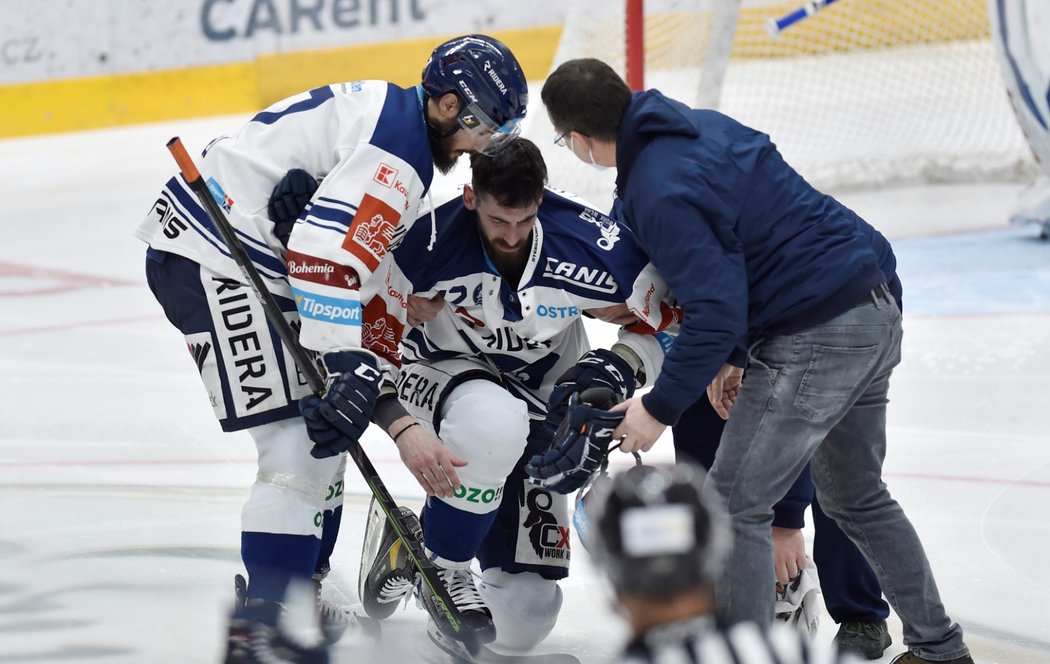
[373,141,676,660]
[135,34,527,664]
[271,137,678,659]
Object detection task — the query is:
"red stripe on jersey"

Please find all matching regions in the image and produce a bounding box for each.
[286,250,360,290]
[342,193,399,273]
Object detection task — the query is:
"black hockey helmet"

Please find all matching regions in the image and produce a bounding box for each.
[421,34,528,154]
[587,464,732,598]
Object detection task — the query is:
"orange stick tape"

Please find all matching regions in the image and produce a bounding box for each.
[166,137,201,183]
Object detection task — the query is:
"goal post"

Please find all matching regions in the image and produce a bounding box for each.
[626,0,645,90]
[523,0,1034,212]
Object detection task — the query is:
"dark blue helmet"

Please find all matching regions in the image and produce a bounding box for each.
[421,34,528,154]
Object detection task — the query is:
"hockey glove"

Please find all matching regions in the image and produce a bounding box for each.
[267,168,318,247]
[543,348,635,436]
[526,387,625,494]
[300,351,382,459]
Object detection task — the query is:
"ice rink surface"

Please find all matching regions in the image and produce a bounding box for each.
[1,116,1049,663]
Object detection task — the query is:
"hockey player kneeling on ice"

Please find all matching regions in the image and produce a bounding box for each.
[586,464,861,664]
[264,137,680,658]
[357,376,566,656]
[411,372,558,654]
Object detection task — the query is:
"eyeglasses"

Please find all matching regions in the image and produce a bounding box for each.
[553,130,571,148]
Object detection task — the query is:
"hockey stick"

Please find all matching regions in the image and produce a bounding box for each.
[765,0,841,37]
[165,137,473,648]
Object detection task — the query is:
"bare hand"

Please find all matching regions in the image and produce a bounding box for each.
[707,363,744,420]
[610,397,667,453]
[772,526,808,586]
[391,419,467,498]
[407,293,444,327]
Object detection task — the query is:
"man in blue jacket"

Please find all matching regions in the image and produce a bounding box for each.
[540,58,971,664]
[671,224,904,660]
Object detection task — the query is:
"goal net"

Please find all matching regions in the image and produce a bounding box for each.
[522,0,1035,211]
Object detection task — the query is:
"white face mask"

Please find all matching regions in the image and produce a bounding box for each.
[570,134,611,172]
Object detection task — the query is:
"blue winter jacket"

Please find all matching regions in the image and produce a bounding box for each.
[614,90,893,426]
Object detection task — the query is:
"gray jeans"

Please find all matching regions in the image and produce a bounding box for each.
[708,286,969,660]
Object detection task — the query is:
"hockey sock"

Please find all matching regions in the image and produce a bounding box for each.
[422,498,498,563]
[314,505,343,577]
[241,531,321,618]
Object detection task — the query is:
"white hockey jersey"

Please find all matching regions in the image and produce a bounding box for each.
[370,186,680,415]
[134,80,435,354]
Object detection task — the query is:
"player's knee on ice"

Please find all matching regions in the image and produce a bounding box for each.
[480,568,563,651]
[242,418,345,536]
[438,380,530,514]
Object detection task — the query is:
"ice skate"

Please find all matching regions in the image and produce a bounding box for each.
[417,561,496,654]
[311,568,379,644]
[358,495,423,620]
[424,615,477,663]
[224,574,329,664]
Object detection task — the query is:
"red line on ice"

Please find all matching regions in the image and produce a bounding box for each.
[0,315,158,337]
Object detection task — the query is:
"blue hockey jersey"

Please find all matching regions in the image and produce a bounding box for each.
[364,185,679,413]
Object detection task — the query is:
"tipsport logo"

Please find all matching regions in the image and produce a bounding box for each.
[292,288,362,326]
[206,177,234,213]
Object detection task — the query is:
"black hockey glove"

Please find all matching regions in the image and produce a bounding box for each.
[543,348,635,436]
[526,387,625,494]
[300,351,382,459]
[268,168,318,247]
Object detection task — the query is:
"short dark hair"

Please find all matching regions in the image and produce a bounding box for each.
[541,58,631,142]
[469,138,547,208]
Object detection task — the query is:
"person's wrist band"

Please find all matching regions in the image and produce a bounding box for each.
[392,421,420,443]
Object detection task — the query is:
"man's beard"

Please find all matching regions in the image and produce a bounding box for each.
[483,236,530,286]
[428,118,462,175]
